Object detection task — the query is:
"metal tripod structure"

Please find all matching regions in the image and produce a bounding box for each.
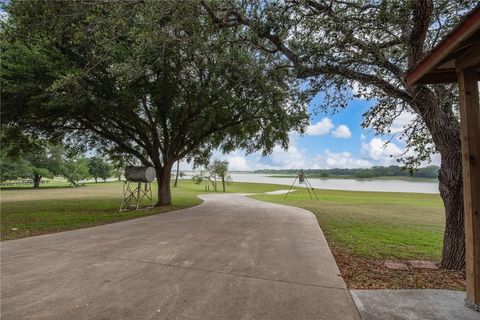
[119,181,154,211]
[284,170,319,200]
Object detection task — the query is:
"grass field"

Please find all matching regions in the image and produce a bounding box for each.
[0,179,72,189]
[253,189,466,290]
[2,180,461,289]
[253,188,444,261]
[2,180,444,260]
[0,180,283,241]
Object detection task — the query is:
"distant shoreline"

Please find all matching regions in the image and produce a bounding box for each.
[264,174,438,183]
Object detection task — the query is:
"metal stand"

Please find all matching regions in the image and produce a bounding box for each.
[284,170,319,200]
[119,181,153,211]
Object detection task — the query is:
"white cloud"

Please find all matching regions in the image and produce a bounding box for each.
[390,111,416,134]
[361,137,403,165]
[306,118,334,136]
[331,125,352,139]
[317,150,372,168]
[269,133,309,169]
[226,155,251,171]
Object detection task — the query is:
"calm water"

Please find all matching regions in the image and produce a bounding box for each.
[229,173,439,194]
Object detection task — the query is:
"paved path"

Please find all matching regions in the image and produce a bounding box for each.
[1,194,360,320]
[351,289,479,320]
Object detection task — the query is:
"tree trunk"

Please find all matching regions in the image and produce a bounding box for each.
[156,162,173,206]
[33,175,41,188]
[221,176,226,192]
[174,160,179,187]
[438,154,465,270]
[94,177,98,183]
[413,87,465,270]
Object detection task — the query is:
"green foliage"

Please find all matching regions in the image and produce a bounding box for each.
[1,0,308,204]
[62,157,90,187]
[319,171,329,178]
[0,153,32,181]
[193,160,232,191]
[204,0,476,168]
[211,160,229,179]
[88,157,112,182]
[0,142,64,186]
[354,169,376,179]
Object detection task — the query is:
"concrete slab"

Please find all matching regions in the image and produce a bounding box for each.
[384,261,409,270]
[1,194,360,320]
[408,260,438,269]
[351,289,479,320]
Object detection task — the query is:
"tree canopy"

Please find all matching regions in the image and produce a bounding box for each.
[202,0,478,270]
[1,142,64,187]
[1,0,308,205]
[88,157,112,183]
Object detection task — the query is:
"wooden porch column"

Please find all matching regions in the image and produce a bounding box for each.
[457,65,480,306]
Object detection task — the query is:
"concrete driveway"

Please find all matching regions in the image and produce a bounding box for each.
[1,194,360,320]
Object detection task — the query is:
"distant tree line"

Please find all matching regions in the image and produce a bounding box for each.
[0,141,117,187]
[255,165,439,179]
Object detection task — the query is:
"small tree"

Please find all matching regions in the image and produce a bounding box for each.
[211,160,230,192]
[88,157,112,183]
[193,169,217,191]
[193,160,231,192]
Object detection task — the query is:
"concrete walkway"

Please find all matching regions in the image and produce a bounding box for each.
[1,194,360,320]
[351,289,479,320]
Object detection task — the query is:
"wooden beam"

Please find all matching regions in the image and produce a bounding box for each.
[457,66,480,306]
[413,70,458,84]
[456,43,480,71]
[407,6,480,85]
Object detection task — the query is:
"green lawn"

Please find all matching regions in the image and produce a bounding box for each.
[252,188,445,261]
[0,179,72,189]
[1,180,446,263]
[0,180,284,241]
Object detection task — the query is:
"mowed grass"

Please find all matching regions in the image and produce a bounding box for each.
[1,179,446,263]
[252,188,445,261]
[0,180,284,241]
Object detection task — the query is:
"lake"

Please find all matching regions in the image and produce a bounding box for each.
[228,173,439,194]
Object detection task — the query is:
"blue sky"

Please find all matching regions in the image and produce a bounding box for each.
[185,92,440,171]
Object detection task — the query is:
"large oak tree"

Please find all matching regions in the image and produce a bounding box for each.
[1,0,308,205]
[202,0,477,270]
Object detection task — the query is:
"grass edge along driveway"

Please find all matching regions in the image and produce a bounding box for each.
[1,180,282,241]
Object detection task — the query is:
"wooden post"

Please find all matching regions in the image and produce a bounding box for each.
[457,66,480,306]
